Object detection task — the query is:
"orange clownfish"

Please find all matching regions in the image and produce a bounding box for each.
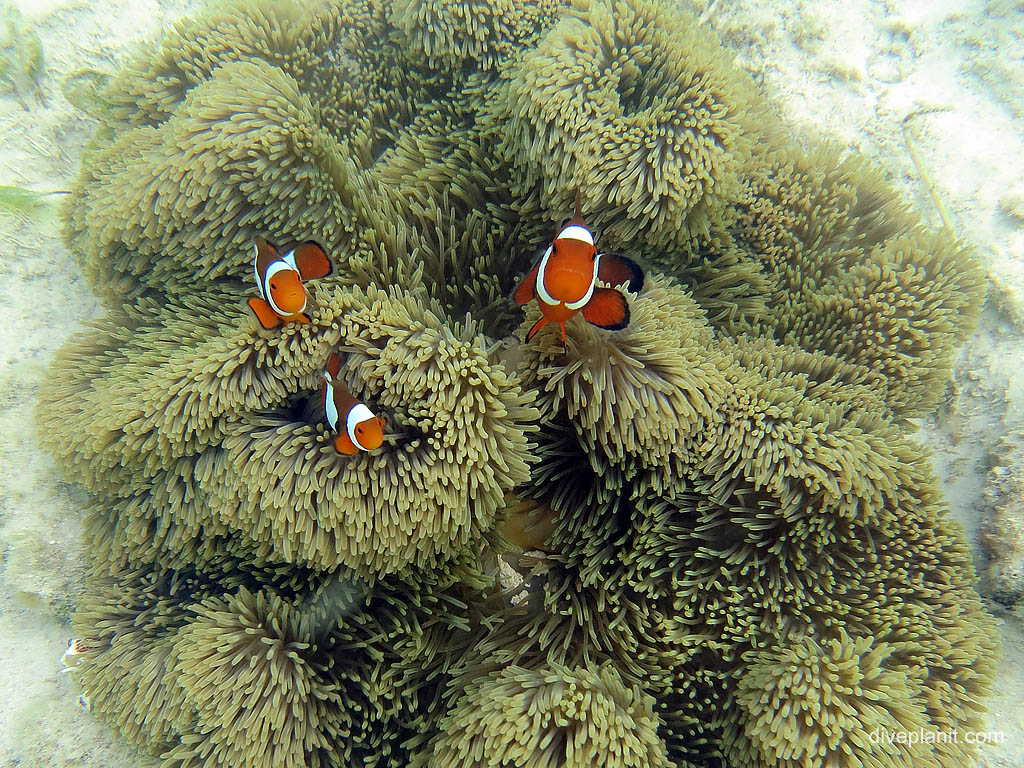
[322,353,385,455]
[248,235,333,330]
[513,201,643,345]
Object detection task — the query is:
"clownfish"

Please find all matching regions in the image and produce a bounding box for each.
[322,353,385,455]
[248,235,333,330]
[513,197,643,345]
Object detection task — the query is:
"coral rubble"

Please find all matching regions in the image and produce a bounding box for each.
[38,0,998,766]
[981,437,1024,607]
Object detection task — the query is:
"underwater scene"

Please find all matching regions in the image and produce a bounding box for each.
[0,0,1022,765]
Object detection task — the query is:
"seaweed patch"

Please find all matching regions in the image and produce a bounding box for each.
[0,2,44,109]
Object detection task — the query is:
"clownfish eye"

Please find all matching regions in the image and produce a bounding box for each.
[356,425,364,434]
[270,280,278,290]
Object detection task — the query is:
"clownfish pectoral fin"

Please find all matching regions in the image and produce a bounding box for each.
[291,241,332,280]
[513,263,540,306]
[326,353,341,379]
[581,287,629,331]
[597,253,644,294]
[334,432,360,456]
[525,316,549,341]
[247,297,282,329]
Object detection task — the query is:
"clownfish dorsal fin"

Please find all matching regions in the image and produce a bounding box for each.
[557,190,588,235]
[568,190,586,229]
[252,235,281,299]
[323,356,358,433]
[597,253,645,294]
[253,236,279,274]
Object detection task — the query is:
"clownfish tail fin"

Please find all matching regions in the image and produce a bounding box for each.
[291,241,332,280]
[597,253,645,294]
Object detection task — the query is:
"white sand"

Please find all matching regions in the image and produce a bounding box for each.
[0,1,193,764]
[0,0,1020,765]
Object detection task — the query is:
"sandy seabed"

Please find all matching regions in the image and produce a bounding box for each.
[0,0,1020,765]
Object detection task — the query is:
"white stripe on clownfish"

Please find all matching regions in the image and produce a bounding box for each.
[322,372,340,430]
[252,241,262,295]
[557,224,594,245]
[347,402,376,450]
[536,245,557,306]
[281,249,299,272]
[565,252,600,310]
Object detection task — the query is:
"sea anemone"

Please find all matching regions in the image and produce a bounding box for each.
[42,0,998,764]
[428,662,669,768]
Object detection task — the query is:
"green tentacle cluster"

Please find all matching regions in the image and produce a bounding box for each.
[483,0,769,251]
